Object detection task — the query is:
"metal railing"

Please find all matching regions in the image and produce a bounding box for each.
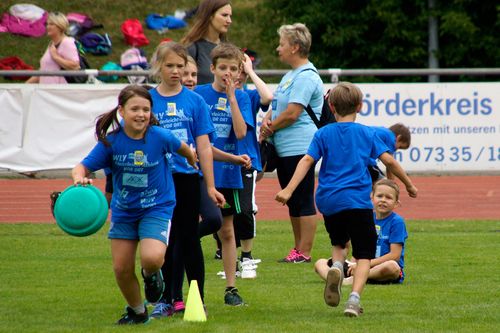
[1,68,499,83]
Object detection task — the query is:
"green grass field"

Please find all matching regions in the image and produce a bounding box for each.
[0,219,499,332]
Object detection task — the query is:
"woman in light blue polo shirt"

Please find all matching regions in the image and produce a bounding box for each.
[261,23,324,263]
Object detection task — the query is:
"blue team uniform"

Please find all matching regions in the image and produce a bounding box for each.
[194,84,253,189]
[374,211,408,282]
[239,88,269,172]
[307,122,390,216]
[369,126,396,166]
[81,126,181,223]
[149,86,215,174]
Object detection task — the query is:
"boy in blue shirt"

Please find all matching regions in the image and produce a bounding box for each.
[275,82,417,317]
[369,123,411,183]
[195,43,254,306]
[315,178,408,285]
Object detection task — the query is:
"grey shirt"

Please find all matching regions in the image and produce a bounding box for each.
[187,39,217,85]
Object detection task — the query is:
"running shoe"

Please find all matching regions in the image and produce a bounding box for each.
[324,266,343,307]
[173,300,185,313]
[116,306,149,325]
[142,269,164,303]
[224,287,244,306]
[150,302,174,318]
[344,299,363,317]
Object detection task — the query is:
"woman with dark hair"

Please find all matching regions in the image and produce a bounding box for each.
[181,0,232,84]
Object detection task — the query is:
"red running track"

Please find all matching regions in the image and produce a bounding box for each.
[0,176,499,224]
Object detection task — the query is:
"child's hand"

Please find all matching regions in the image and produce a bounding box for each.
[208,187,226,208]
[275,188,292,205]
[73,176,92,186]
[407,184,418,198]
[238,154,252,169]
[187,144,199,170]
[242,54,254,75]
[224,74,236,98]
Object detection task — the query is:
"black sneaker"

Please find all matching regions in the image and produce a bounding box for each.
[142,269,164,303]
[224,287,244,306]
[214,249,222,260]
[116,306,149,325]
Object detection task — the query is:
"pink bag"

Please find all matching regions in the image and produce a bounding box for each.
[0,11,47,37]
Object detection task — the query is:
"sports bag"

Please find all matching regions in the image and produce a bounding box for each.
[79,32,112,55]
[0,56,34,80]
[121,19,149,47]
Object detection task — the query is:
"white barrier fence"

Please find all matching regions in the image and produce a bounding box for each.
[1,82,499,173]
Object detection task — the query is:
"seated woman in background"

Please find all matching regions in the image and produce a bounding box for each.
[26,12,79,84]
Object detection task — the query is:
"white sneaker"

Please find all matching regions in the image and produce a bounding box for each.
[239,258,258,279]
[216,270,241,279]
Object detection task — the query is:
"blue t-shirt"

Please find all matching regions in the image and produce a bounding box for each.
[238,88,270,172]
[374,211,408,279]
[307,122,390,215]
[369,126,396,166]
[150,86,215,174]
[194,84,253,189]
[81,126,181,222]
[271,62,323,157]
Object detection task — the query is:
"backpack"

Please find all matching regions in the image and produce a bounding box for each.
[300,68,336,128]
[0,56,34,80]
[120,48,149,84]
[120,48,148,70]
[0,11,47,37]
[145,13,187,32]
[121,19,149,47]
[64,40,90,84]
[66,12,103,37]
[305,90,336,128]
[79,32,112,55]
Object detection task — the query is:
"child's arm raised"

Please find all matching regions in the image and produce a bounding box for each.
[379,152,418,197]
[225,75,247,139]
[275,154,315,204]
[242,54,273,106]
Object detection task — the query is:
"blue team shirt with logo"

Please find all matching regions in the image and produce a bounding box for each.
[369,126,396,166]
[195,84,253,189]
[239,88,270,172]
[81,126,181,222]
[150,86,215,174]
[374,211,408,279]
[307,122,389,215]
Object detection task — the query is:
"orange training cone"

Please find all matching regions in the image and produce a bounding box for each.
[183,280,207,322]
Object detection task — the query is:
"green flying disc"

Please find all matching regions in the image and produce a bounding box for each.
[54,185,108,237]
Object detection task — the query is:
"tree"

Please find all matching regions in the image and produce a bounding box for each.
[257,0,499,81]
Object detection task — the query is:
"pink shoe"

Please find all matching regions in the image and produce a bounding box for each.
[278,248,304,263]
[173,300,185,313]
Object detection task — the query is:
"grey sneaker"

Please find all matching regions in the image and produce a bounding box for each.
[344,299,363,317]
[324,266,343,307]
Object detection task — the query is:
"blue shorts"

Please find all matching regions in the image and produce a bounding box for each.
[108,216,171,245]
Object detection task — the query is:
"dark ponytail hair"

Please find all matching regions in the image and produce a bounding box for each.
[95,85,158,146]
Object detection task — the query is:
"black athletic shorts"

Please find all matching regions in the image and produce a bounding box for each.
[218,188,241,217]
[234,168,257,240]
[324,209,377,259]
[277,155,316,217]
